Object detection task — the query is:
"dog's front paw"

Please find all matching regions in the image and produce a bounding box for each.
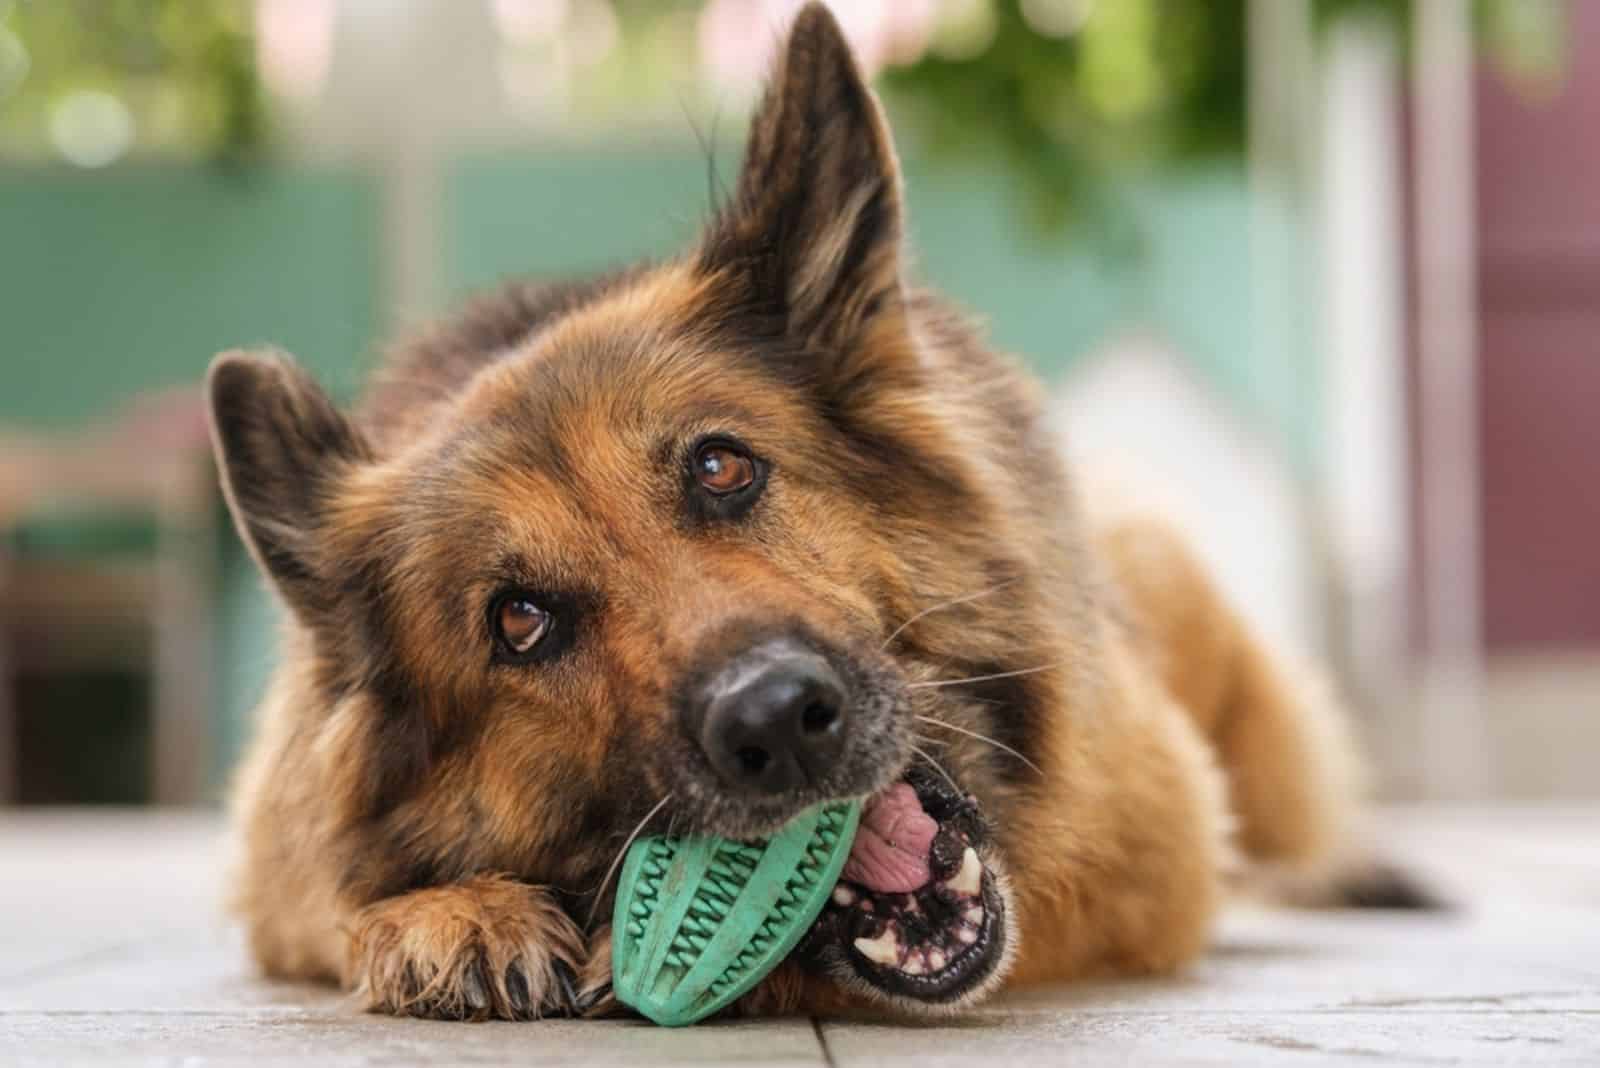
[346,874,585,1020]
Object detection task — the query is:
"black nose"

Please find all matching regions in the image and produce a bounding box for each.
[687,639,848,795]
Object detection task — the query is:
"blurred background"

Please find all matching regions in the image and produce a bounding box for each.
[0,0,1591,809]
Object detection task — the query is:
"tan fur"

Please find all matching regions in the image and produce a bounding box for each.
[1094,510,1362,869]
[212,3,1395,1023]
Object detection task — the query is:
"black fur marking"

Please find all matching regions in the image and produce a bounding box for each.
[315,550,477,831]
[814,400,972,514]
[358,266,651,447]
[951,665,1048,789]
[1334,863,1449,911]
[571,794,622,851]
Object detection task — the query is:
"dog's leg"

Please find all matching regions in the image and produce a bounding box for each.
[1004,647,1233,985]
[1216,632,1439,908]
[1214,631,1361,871]
[1094,510,1434,908]
[345,874,586,1020]
[1088,511,1349,868]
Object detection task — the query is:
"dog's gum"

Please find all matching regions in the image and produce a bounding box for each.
[927,826,966,881]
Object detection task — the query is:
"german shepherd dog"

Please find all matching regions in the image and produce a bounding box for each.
[209,4,1425,1022]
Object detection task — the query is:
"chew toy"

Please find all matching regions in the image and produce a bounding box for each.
[611,799,860,1027]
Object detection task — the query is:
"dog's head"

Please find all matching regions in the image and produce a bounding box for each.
[209,3,1056,1015]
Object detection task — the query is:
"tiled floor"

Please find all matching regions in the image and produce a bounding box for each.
[2,806,1597,1065]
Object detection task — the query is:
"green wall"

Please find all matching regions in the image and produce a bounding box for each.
[0,166,379,426]
[447,147,722,295]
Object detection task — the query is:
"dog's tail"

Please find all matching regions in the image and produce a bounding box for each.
[1324,857,1445,910]
[1238,843,1449,911]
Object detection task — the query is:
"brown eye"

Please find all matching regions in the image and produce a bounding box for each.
[495,595,551,655]
[694,442,756,496]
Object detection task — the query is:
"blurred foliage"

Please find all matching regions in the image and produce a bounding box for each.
[504,0,713,129]
[0,0,1567,196]
[886,0,1568,235]
[0,0,261,165]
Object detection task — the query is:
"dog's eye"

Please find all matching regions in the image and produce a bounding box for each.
[495,595,551,655]
[694,442,756,496]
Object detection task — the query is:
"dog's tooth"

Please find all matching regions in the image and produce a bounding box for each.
[963,904,984,924]
[957,927,978,944]
[853,929,902,967]
[928,949,947,971]
[945,847,982,896]
[832,886,857,907]
[902,955,926,976]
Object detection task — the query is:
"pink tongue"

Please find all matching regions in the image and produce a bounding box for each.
[841,782,937,893]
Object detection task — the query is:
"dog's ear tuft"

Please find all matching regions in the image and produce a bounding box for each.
[206,350,370,621]
[699,1,904,347]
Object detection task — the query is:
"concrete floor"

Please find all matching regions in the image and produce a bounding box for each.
[1,807,1597,1066]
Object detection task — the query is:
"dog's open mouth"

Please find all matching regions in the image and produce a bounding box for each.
[800,769,1007,1004]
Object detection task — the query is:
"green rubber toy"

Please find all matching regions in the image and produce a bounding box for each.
[611,799,861,1027]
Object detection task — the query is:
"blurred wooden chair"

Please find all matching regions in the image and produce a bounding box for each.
[0,388,218,804]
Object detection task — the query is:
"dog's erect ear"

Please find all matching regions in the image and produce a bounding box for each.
[206,350,371,622]
[699,2,904,347]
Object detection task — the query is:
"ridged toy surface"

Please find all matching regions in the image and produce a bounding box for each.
[611,800,861,1027]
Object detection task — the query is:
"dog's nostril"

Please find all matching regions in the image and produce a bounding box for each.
[801,700,838,734]
[736,746,771,775]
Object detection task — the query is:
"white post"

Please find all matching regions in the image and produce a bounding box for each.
[301,0,511,330]
[1411,0,1486,798]
[1248,0,1327,662]
[1319,17,1412,792]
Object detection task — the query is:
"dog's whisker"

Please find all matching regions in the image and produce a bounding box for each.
[916,714,1045,777]
[906,663,1061,690]
[908,742,962,793]
[911,732,960,757]
[880,578,1020,651]
[583,793,673,933]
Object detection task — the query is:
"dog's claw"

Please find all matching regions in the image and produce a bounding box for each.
[462,963,491,1014]
[504,962,532,1015]
[574,980,611,1016]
